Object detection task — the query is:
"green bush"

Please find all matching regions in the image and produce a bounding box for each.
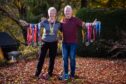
[76,8,126,56]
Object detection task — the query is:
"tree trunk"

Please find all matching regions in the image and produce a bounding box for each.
[81,0,88,8]
[0,6,27,44]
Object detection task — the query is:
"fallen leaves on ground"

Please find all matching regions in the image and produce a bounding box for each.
[0,56,126,84]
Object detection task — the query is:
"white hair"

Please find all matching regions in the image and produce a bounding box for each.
[64,5,72,12]
[48,7,57,15]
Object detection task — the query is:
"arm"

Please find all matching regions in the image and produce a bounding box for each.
[92,18,97,25]
[58,31,62,41]
[76,18,86,42]
[19,19,29,27]
[58,23,63,41]
[19,17,47,27]
[81,21,87,43]
[81,19,97,28]
[82,21,86,29]
[38,17,47,27]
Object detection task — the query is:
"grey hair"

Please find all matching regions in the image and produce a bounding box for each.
[48,7,57,15]
[64,5,72,12]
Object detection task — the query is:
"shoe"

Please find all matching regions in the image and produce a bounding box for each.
[44,74,52,80]
[70,76,75,80]
[58,74,69,80]
[32,75,40,80]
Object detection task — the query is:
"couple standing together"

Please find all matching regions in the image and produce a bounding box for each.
[20,5,94,80]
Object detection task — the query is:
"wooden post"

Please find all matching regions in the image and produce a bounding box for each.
[81,0,88,8]
[0,47,4,62]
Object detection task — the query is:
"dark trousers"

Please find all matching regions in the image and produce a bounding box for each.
[35,41,57,76]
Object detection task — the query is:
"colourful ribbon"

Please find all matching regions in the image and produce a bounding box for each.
[37,23,42,47]
[27,24,33,45]
[95,21,101,39]
[85,21,101,46]
[27,24,38,47]
[33,24,37,46]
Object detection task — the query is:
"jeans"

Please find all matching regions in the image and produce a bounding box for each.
[62,43,77,77]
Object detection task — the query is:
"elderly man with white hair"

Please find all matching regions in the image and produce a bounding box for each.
[59,5,96,80]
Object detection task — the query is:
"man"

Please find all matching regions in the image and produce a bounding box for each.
[60,5,96,80]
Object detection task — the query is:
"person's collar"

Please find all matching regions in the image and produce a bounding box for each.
[48,18,56,23]
[65,16,73,20]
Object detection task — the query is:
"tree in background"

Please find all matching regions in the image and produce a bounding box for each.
[89,0,126,8]
[81,0,88,8]
[0,0,61,43]
[0,0,126,44]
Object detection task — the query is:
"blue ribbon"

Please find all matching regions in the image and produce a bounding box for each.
[31,24,34,45]
[95,21,101,38]
[37,23,41,46]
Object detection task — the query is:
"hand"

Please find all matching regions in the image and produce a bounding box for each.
[92,18,97,25]
[82,39,85,43]
[58,34,62,41]
[19,19,29,26]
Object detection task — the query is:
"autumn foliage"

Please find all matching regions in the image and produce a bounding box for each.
[0,56,126,84]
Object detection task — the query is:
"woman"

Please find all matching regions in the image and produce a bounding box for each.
[20,7,61,79]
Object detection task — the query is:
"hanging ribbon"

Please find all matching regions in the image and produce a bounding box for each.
[93,24,96,41]
[85,23,90,46]
[27,24,38,47]
[31,24,35,46]
[88,23,91,43]
[37,23,42,47]
[95,21,101,39]
[33,24,37,46]
[90,23,94,43]
[85,21,101,46]
[27,24,33,46]
[97,21,101,38]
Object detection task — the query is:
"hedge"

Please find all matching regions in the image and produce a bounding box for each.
[76,8,126,57]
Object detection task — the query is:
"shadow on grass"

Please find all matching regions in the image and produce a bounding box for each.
[78,52,126,61]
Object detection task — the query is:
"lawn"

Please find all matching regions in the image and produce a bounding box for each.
[0,56,126,84]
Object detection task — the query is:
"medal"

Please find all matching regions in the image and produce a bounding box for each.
[49,21,55,35]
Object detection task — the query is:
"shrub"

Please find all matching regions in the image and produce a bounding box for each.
[76,8,126,56]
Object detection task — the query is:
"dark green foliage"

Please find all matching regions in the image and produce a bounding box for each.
[76,8,126,56]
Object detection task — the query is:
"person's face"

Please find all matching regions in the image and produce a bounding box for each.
[48,9,56,19]
[64,8,72,19]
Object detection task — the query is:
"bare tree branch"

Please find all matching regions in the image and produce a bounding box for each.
[0,5,24,28]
